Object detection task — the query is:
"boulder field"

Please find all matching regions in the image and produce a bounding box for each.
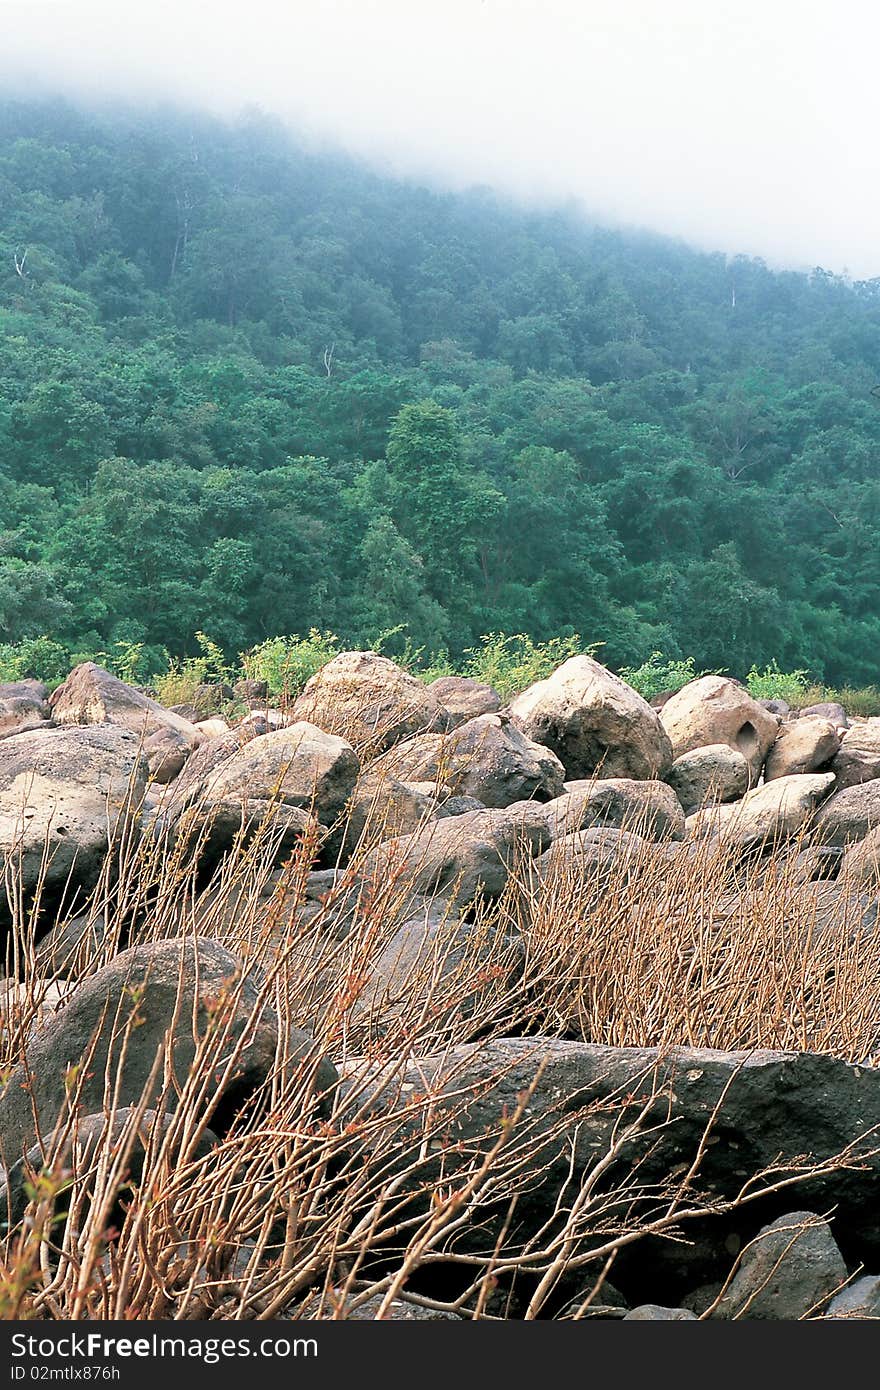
[3,650,880,1318]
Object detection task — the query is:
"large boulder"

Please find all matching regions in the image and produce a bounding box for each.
[838,826,880,890]
[327,773,444,865]
[341,1040,880,1277]
[800,702,848,728]
[764,718,841,782]
[660,677,779,778]
[0,680,50,740]
[0,725,148,928]
[509,656,672,782]
[370,713,565,809]
[714,1212,847,1320]
[826,1275,880,1319]
[543,778,685,842]
[168,723,357,868]
[428,676,501,728]
[48,664,202,783]
[829,720,880,791]
[0,937,335,1164]
[666,744,751,813]
[534,826,647,881]
[291,651,447,754]
[358,803,550,909]
[716,774,835,855]
[813,781,880,848]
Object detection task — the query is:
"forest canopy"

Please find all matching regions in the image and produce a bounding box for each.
[2,99,880,685]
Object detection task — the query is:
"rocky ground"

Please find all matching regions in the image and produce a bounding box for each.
[1,652,880,1319]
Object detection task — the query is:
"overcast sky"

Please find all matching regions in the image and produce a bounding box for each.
[1,0,878,276]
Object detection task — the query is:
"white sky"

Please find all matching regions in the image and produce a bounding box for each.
[1,0,878,276]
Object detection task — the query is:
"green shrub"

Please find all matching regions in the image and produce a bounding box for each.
[240,630,341,699]
[0,635,71,686]
[745,661,810,705]
[462,632,594,700]
[618,652,708,700]
[154,632,231,707]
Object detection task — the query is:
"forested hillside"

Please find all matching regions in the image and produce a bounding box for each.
[2,98,880,684]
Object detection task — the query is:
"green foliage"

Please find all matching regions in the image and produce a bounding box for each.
[0,635,71,685]
[1,99,880,687]
[153,632,230,706]
[619,652,709,700]
[745,661,811,704]
[240,630,342,699]
[462,633,594,699]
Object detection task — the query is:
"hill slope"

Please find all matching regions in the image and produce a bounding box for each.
[2,99,880,683]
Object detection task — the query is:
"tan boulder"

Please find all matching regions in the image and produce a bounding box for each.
[0,680,50,740]
[543,778,685,842]
[292,651,447,754]
[838,826,880,889]
[428,676,501,729]
[660,676,778,777]
[509,655,672,782]
[666,743,751,813]
[718,773,835,853]
[813,780,880,848]
[829,719,880,790]
[48,663,202,782]
[370,712,565,808]
[0,725,148,926]
[764,717,840,781]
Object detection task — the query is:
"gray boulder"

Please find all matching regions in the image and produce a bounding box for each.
[428,676,501,728]
[543,778,685,842]
[826,1275,880,1319]
[813,781,880,848]
[0,680,50,740]
[666,744,751,813]
[0,725,148,928]
[714,1212,846,1320]
[370,712,565,809]
[830,719,880,790]
[623,1305,697,1320]
[509,655,672,782]
[292,651,447,754]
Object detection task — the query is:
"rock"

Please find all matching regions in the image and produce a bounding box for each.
[49,664,203,782]
[234,678,269,705]
[543,778,685,842]
[0,725,148,929]
[534,827,646,881]
[623,1305,697,1320]
[685,802,741,841]
[825,1275,880,1319]
[343,908,521,1038]
[428,675,501,728]
[717,773,835,855]
[666,744,751,813]
[813,781,880,847]
[337,1295,460,1321]
[167,724,263,801]
[830,720,880,790]
[757,699,790,717]
[0,937,334,1163]
[2,1107,220,1230]
[764,718,841,781]
[292,651,447,754]
[184,682,234,717]
[509,655,672,782]
[341,1040,880,1275]
[193,718,229,739]
[185,722,358,827]
[370,713,565,809]
[34,909,110,973]
[714,1212,847,1320]
[0,680,50,740]
[838,826,880,890]
[660,677,779,778]
[359,803,550,909]
[328,773,442,865]
[441,795,487,816]
[801,702,849,728]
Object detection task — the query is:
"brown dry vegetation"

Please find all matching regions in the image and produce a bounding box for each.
[1,708,879,1322]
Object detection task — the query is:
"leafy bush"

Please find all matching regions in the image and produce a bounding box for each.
[618,652,708,700]
[746,661,810,705]
[240,630,341,699]
[153,632,231,707]
[0,636,71,686]
[462,632,593,700]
